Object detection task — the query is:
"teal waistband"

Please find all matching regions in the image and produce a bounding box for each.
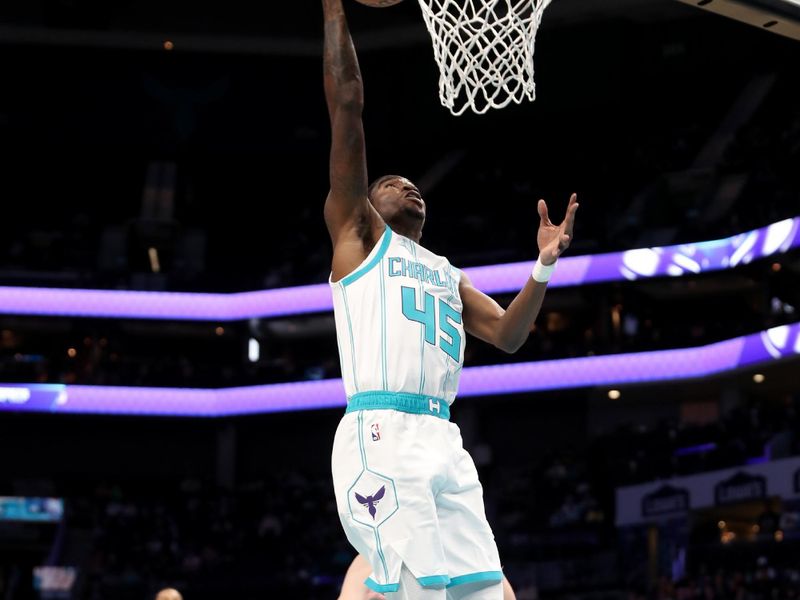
[346,391,450,420]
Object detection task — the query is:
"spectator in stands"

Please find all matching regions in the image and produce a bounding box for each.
[156,588,183,600]
[757,499,781,537]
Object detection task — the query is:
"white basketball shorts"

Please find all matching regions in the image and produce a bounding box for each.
[331,391,503,594]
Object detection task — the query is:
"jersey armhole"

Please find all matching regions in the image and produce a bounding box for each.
[330,224,393,287]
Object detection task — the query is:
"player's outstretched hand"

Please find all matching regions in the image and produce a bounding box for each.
[537,193,579,266]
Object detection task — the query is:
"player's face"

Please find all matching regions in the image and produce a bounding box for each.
[371,176,426,226]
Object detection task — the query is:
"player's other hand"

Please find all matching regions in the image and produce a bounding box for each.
[537,193,579,266]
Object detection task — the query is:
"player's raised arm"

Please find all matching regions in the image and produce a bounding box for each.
[461,193,579,353]
[322,0,375,247]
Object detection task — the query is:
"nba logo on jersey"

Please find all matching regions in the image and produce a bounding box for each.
[370,423,381,442]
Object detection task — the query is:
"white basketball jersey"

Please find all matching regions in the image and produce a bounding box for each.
[330,225,465,405]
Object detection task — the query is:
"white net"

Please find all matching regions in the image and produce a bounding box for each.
[416,0,553,115]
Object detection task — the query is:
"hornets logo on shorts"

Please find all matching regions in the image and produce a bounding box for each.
[355,485,385,520]
[347,470,398,528]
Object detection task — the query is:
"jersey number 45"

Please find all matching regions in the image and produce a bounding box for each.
[401,286,462,362]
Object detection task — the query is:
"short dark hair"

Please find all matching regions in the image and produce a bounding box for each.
[367,175,402,201]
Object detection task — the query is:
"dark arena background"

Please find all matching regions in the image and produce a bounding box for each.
[1,0,800,598]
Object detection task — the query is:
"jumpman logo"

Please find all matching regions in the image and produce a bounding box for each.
[354,485,386,520]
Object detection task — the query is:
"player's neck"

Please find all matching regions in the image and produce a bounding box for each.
[390,223,422,244]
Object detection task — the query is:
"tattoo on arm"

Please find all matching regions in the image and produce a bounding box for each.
[323,0,363,115]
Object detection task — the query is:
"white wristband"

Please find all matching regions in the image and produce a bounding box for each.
[532,257,556,283]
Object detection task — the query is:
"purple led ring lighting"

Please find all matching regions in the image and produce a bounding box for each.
[1,323,796,417]
[0,218,797,321]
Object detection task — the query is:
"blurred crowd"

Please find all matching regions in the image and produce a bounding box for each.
[70,474,349,600]
[0,260,794,389]
[629,564,800,600]
[1,65,798,293]
[0,393,789,599]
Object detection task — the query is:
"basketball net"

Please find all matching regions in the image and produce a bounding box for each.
[416,0,553,115]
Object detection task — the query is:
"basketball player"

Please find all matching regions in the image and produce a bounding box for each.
[339,554,518,600]
[322,0,578,597]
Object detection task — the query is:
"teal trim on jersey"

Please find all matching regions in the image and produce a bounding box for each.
[379,259,388,390]
[341,225,392,287]
[351,413,389,582]
[356,412,368,468]
[345,411,401,585]
[374,529,389,587]
[418,575,451,588]
[365,578,399,593]
[341,286,359,393]
[446,571,504,588]
[346,391,450,420]
[409,242,426,395]
[345,417,366,519]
